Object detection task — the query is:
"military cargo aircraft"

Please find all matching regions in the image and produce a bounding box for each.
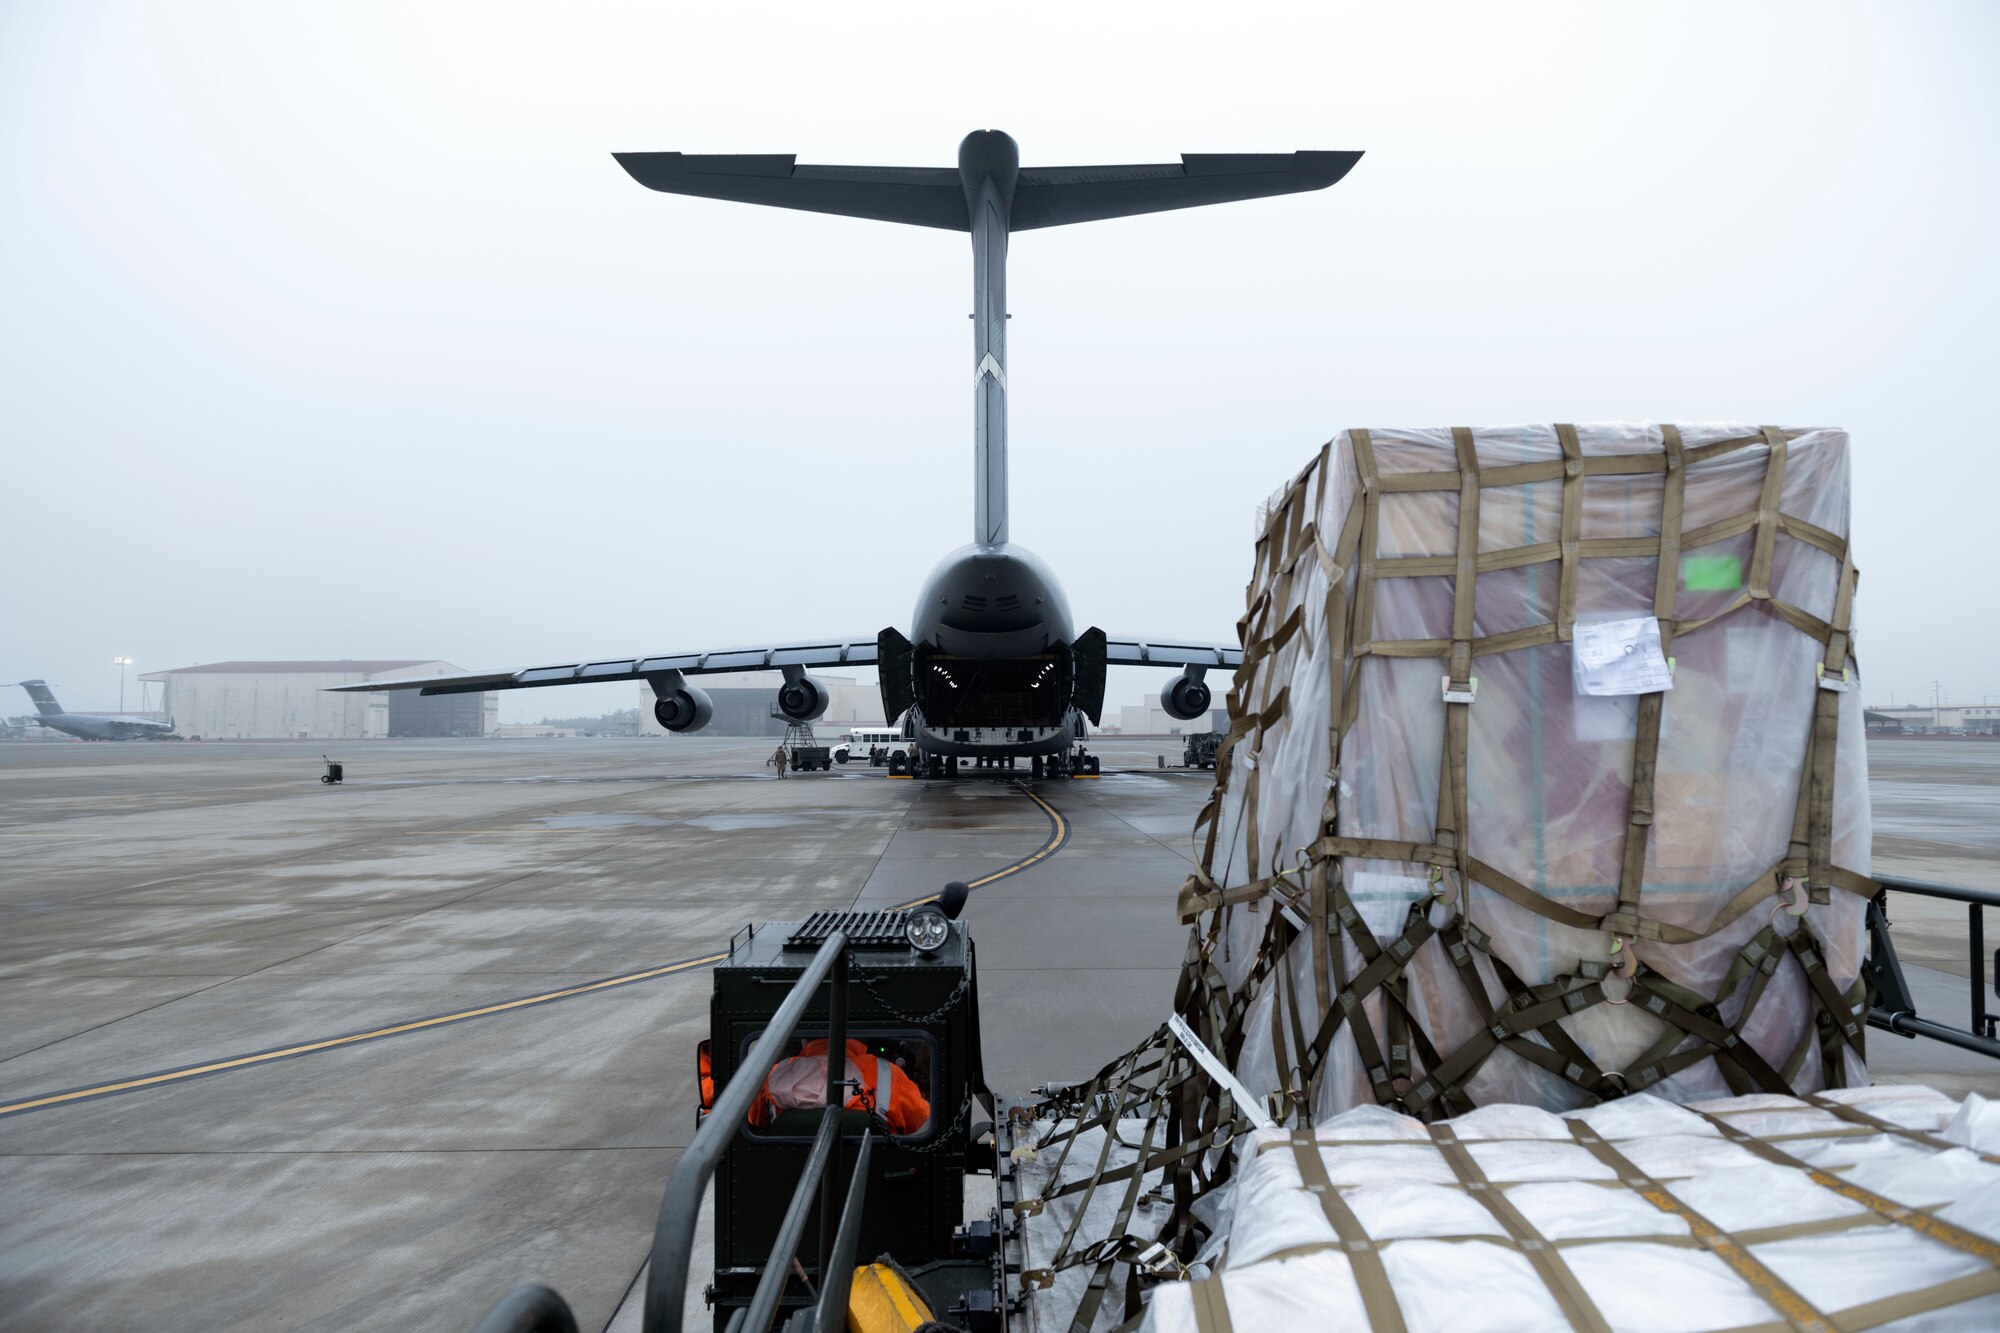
[15,681,174,740]
[334,131,1360,777]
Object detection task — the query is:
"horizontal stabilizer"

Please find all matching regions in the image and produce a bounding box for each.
[1011,152,1362,230]
[614,154,968,230]
[613,147,1360,233]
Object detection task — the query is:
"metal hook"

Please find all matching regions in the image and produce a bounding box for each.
[1603,936,1638,1004]
[1425,865,1459,927]
[1612,937,1640,979]
[1770,877,1810,930]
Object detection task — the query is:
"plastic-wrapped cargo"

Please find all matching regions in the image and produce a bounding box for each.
[1142,1087,2000,1332]
[1178,425,1871,1121]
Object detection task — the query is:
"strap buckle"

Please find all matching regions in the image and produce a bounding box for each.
[1815,663,1857,692]
[1441,675,1478,704]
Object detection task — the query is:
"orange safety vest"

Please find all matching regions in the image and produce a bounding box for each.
[749,1037,931,1135]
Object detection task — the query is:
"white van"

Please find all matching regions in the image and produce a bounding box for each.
[833,727,911,767]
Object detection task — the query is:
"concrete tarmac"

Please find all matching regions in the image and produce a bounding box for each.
[0,735,1994,1330]
[0,736,1206,1330]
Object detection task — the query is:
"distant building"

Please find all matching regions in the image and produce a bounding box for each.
[1864,703,2000,735]
[638,673,876,737]
[1864,710,1904,735]
[139,660,496,739]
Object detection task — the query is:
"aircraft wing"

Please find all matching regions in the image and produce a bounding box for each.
[1101,637,1241,669]
[324,639,883,697]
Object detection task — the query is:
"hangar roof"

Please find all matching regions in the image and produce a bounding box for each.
[145,660,440,675]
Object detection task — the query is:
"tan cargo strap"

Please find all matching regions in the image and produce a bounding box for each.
[1428,1124,1611,1332]
[1348,429,1382,657]
[1066,1096,1167,1333]
[1630,973,1793,1095]
[1688,1105,2000,1268]
[1318,834,1458,869]
[1829,1271,2000,1330]
[1301,891,1439,1105]
[1433,426,1480,896]
[1565,1120,1833,1333]
[1436,917,1613,1097]
[1803,1092,2000,1166]
[1747,426,1787,600]
[1785,928,1867,1065]
[1613,424,1685,919]
[1289,1130,1408,1333]
[1268,913,1312,1103]
[1307,855,1333,1021]
[1469,852,1871,947]
[1554,422,1584,639]
[1032,1115,1235,1199]
[1402,975,1608,1115]
[1186,1274,1235,1333]
[1464,855,1607,933]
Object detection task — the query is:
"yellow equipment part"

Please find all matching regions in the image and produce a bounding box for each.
[846,1260,935,1332]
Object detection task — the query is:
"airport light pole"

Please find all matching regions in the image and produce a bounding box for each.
[114,656,132,712]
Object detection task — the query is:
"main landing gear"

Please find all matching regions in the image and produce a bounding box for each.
[1031,748,1100,780]
[890,750,1096,780]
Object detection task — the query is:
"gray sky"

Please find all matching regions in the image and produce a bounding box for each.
[4,1,1995,721]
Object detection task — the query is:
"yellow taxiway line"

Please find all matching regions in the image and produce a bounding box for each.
[0,779,1069,1119]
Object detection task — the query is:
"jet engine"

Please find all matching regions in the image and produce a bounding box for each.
[1160,668,1212,722]
[776,672,831,723]
[653,686,714,733]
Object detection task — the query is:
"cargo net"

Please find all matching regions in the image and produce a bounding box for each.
[1144,1088,2000,1332]
[1006,426,1887,1326]
[1179,424,1873,1124]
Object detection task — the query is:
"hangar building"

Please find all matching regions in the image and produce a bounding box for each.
[140,661,496,740]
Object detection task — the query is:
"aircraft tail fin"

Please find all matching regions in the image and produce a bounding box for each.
[615,135,1360,553]
[18,680,63,716]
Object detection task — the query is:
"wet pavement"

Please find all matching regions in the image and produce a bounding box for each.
[0,735,1205,1330]
[0,733,1992,1329]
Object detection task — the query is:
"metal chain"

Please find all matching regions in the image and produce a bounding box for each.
[846,963,972,1026]
[883,1091,973,1155]
[828,962,976,1154]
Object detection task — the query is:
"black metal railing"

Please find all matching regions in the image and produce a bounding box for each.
[646,929,869,1333]
[1868,874,2000,1061]
[472,930,872,1333]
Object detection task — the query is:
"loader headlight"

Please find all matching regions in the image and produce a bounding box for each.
[904,904,951,954]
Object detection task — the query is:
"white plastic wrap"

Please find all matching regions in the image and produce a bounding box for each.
[1203,425,1870,1117]
[1014,1119,1173,1333]
[1145,1088,2000,1333]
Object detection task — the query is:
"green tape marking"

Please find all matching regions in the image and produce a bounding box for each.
[1681,553,1743,591]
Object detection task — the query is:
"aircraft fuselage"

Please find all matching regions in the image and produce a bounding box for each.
[31,713,173,741]
[906,541,1079,759]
